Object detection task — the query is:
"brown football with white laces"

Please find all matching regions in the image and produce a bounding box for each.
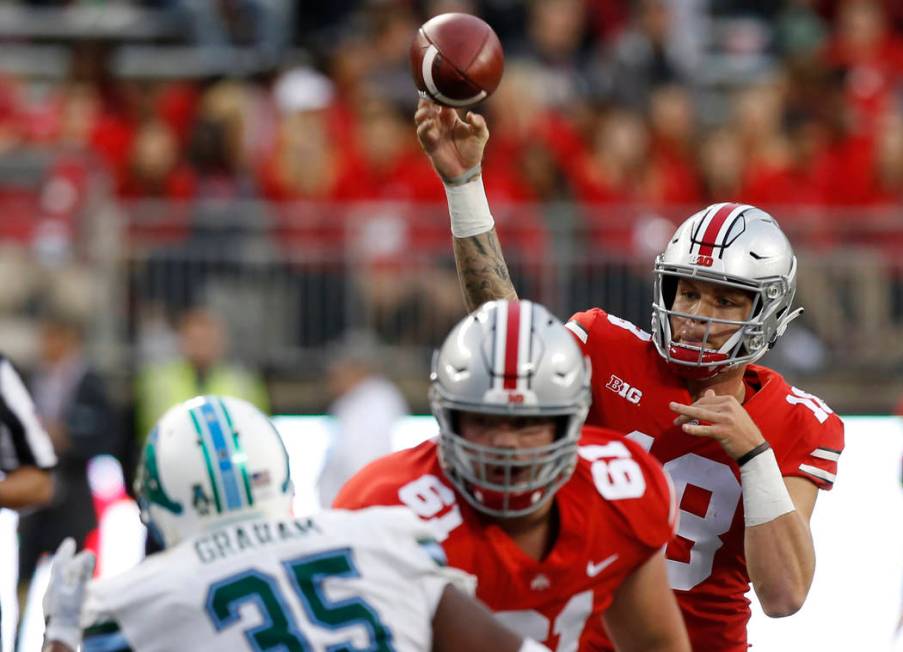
[410,13,504,109]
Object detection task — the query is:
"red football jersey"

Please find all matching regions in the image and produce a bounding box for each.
[334,426,677,652]
[565,308,845,651]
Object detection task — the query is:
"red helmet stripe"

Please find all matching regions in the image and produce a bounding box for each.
[698,203,739,256]
[503,301,521,389]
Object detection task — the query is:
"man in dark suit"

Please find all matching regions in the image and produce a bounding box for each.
[16,311,116,635]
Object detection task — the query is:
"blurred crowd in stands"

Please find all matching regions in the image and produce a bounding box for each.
[2,0,903,214]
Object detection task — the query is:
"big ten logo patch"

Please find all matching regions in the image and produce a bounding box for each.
[605,375,642,405]
[398,474,463,541]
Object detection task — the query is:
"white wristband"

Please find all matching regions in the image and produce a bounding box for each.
[740,447,795,527]
[519,639,553,652]
[444,176,494,238]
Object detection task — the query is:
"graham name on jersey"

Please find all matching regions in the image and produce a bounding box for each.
[194,517,321,564]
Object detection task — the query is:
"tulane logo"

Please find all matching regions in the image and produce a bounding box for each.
[192,483,212,516]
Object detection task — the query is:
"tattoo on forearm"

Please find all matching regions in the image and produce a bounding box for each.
[453,229,518,312]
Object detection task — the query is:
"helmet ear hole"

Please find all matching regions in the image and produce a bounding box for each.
[449,409,461,435]
[662,275,678,309]
[748,290,763,318]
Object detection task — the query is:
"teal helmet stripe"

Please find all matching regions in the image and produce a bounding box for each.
[214,396,254,507]
[189,408,224,514]
[138,428,183,515]
[197,399,243,511]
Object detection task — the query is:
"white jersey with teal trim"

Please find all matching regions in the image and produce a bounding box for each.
[81,507,475,652]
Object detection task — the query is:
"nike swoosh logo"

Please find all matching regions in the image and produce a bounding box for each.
[586,554,619,577]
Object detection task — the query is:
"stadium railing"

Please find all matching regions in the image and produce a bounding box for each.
[0,160,900,412]
[115,198,903,412]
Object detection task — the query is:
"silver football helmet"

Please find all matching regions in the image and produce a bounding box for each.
[430,300,591,518]
[652,203,803,379]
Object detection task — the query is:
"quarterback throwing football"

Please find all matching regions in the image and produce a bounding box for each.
[411,98,844,651]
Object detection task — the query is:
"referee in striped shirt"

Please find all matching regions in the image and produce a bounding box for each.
[0,353,57,650]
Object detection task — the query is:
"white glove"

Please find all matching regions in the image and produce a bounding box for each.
[43,537,95,651]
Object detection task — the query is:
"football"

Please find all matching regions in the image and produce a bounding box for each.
[410,13,504,108]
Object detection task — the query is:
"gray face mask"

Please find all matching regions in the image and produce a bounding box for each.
[429,299,591,518]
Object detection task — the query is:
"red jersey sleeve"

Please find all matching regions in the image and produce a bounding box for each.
[579,427,678,552]
[565,308,603,354]
[774,388,844,491]
[332,450,410,510]
[567,307,655,366]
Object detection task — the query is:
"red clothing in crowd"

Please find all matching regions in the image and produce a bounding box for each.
[822,32,903,133]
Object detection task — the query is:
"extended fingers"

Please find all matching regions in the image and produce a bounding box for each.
[414,107,430,124]
[669,401,721,422]
[417,102,460,132]
[681,422,719,437]
[416,119,440,150]
[465,111,488,133]
[416,118,434,138]
[437,104,458,128]
[53,537,76,567]
[417,97,437,111]
[673,413,697,426]
[414,102,439,125]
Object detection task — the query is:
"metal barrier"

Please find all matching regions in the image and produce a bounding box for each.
[111,199,903,411]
